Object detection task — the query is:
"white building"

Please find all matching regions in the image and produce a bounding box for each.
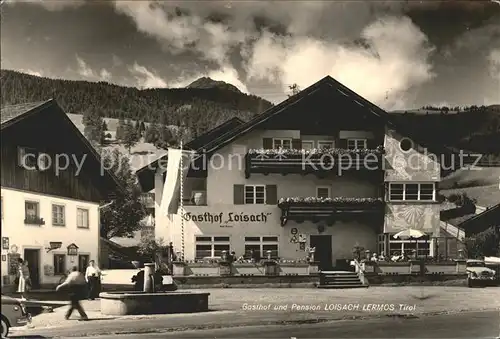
[136,77,452,269]
[1,100,122,288]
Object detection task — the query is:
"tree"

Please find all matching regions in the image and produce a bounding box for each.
[122,120,139,153]
[464,227,499,258]
[82,109,105,145]
[100,148,146,239]
[116,116,126,141]
[144,123,160,144]
[137,236,166,264]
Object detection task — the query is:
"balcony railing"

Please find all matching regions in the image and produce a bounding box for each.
[277,197,385,226]
[245,147,384,178]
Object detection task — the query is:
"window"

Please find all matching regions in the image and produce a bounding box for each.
[272,138,292,149]
[318,141,334,149]
[25,201,39,218]
[347,139,367,150]
[301,141,314,150]
[316,186,331,198]
[244,236,279,259]
[195,236,230,259]
[52,204,65,226]
[53,254,66,275]
[388,239,430,257]
[399,138,413,152]
[18,147,37,168]
[245,185,265,204]
[388,183,436,201]
[77,208,89,229]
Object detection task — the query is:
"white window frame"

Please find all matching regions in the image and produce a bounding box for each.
[52,204,65,226]
[272,138,292,149]
[25,200,40,218]
[388,182,436,202]
[316,186,331,198]
[388,239,431,257]
[195,236,231,259]
[317,140,334,149]
[301,140,315,150]
[244,185,266,204]
[76,208,89,229]
[347,138,367,150]
[244,236,279,258]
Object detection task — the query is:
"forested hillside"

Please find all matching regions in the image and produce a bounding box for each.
[0,70,273,136]
[1,69,499,154]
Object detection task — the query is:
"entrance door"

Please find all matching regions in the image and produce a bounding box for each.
[23,249,40,289]
[310,235,332,271]
[78,254,90,273]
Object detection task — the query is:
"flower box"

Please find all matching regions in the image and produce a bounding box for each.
[248,146,385,157]
[278,197,383,207]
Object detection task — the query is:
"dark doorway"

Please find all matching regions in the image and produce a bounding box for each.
[23,249,40,289]
[78,254,90,273]
[310,235,332,271]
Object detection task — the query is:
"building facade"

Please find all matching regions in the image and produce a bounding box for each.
[137,76,443,270]
[1,100,121,287]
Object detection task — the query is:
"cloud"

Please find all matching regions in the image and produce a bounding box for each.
[129,63,167,88]
[75,55,113,82]
[114,1,435,109]
[4,0,86,11]
[489,48,500,80]
[19,69,43,77]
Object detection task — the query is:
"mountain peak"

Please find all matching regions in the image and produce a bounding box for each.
[186,77,241,93]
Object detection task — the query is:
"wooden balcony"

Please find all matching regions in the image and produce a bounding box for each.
[277,197,385,226]
[245,147,384,178]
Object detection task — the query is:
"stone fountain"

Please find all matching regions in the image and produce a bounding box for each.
[99,263,210,315]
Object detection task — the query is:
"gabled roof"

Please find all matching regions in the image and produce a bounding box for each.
[194,75,452,157]
[1,99,124,198]
[1,100,53,128]
[135,117,244,191]
[135,75,455,192]
[458,203,500,234]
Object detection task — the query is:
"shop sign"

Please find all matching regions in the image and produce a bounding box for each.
[183,211,272,224]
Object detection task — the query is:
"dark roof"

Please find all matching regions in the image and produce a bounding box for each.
[1,100,52,127]
[458,203,500,235]
[1,99,124,197]
[136,75,455,191]
[136,117,244,192]
[196,76,453,158]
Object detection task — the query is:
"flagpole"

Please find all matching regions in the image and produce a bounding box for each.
[179,139,185,261]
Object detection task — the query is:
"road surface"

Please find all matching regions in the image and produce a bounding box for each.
[14,310,499,338]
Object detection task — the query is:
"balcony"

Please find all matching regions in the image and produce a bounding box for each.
[245,146,384,178]
[277,197,384,226]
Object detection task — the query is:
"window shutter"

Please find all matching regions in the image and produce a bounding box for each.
[367,139,377,149]
[266,185,278,204]
[263,138,273,149]
[234,185,245,205]
[292,139,302,149]
[338,139,348,149]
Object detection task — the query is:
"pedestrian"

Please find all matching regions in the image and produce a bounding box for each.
[85,260,101,300]
[17,258,30,300]
[56,266,89,321]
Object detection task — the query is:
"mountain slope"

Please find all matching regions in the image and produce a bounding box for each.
[187,77,241,92]
[0,70,273,135]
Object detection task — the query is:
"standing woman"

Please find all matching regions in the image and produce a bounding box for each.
[85,260,101,300]
[17,258,30,300]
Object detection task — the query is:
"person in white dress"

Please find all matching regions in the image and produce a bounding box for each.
[17,258,30,300]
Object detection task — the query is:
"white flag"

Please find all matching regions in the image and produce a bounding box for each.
[160,148,196,215]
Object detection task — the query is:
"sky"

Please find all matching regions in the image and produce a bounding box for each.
[1,0,499,109]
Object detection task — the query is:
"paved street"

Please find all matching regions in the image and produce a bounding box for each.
[19,311,499,339]
[10,287,500,337]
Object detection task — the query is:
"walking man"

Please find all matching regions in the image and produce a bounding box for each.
[56,266,89,321]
